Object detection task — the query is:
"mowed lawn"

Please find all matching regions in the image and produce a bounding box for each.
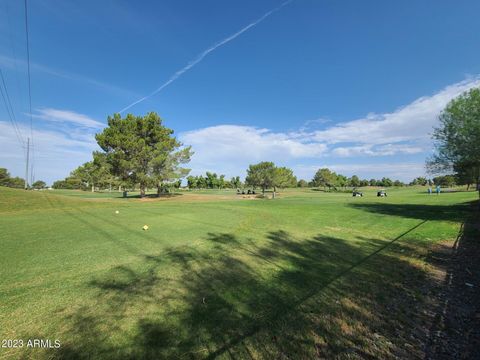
[0,186,477,359]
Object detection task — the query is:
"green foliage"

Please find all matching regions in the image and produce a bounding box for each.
[409,177,428,186]
[95,112,190,197]
[274,167,297,189]
[312,168,337,189]
[0,168,10,185]
[32,180,46,189]
[5,176,25,189]
[348,175,360,187]
[380,177,393,187]
[52,177,84,190]
[432,175,456,187]
[428,87,480,190]
[187,172,232,189]
[297,179,309,188]
[230,176,242,189]
[0,167,24,189]
[245,161,276,193]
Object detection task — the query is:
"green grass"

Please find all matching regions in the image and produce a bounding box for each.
[0,186,477,359]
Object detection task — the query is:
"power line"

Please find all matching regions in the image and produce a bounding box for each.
[24,0,34,186]
[0,69,26,149]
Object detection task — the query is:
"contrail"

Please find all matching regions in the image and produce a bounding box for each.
[119,0,294,114]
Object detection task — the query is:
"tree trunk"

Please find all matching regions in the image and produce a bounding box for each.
[157,186,161,197]
[140,185,146,198]
[273,186,276,199]
[91,184,94,192]
[262,186,265,194]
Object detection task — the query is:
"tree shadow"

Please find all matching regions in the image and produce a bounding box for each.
[349,201,476,222]
[425,214,480,359]
[25,218,460,359]
[120,192,183,199]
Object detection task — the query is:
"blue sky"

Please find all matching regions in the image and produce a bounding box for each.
[1,0,480,184]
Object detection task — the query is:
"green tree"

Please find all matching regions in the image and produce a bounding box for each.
[409,177,428,186]
[71,160,106,192]
[312,168,337,191]
[151,146,192,195]
[272,167,297,197]
[0,168,10,186]
[348,175,360,188]
[380,177,393,187]
[6,176,25,188]
[32,180,46,189]
[455,166,480,190]
[359,179,369,187]
[297,179,308,188]
[245,161,276,194]
[432,175,456,187]
[335,174,348,189]
[187,175,197,189]
[428,88,480,195]
[230,176,241,189]
[96,112,187,197]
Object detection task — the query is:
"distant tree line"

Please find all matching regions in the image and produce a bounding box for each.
[0,167,46,189]
[306,168,405,191]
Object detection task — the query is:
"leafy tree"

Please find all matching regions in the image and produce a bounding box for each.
[151,146,192,195]
[71,160,107,192]
[348,175,360,188]
[409,177,428,186]
[455,166,480,190]
[380,177,393,187]
[0,168,10,186]
[245,162,276,194]
[32,180,46,189]
[369,178,377,186]
[96,112,187,197]
[187,176,197,189]
[312,168,337,190]
[335,174,348,189]
[428,88,480,195]
[297,179,309,188]
[393,180,404,187]
[272,167,297,197]
[52,176,84,190]
[230,176,241,189]
[359,179,369,187]
[432,175,456,187]
[6,176,24,188]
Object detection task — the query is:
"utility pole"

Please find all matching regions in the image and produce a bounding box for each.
[24,137,29,190]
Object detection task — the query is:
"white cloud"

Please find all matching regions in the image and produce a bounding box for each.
[181,124,327,166]
[0,120,99,184]
[32,108,104,129]
[309,77,480,145]
[332,143,424,157]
